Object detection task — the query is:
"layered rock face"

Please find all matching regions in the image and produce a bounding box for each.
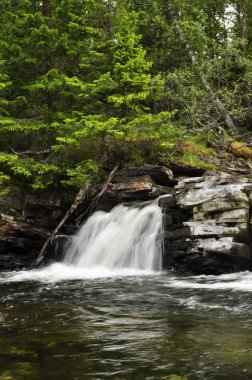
[0,165,251,274]
[0,195,67,269]
[160,172,252,274]
[92,165,177,212]
[0,165,174,270]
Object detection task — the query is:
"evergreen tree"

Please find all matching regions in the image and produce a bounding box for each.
[0,0,251,196]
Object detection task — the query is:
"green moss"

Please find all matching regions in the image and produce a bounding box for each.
[175,151,217,169]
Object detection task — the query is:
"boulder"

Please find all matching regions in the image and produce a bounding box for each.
[112,164,177,186]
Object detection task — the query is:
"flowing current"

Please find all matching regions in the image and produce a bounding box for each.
[1,201,252,379]
[65,202,163,272]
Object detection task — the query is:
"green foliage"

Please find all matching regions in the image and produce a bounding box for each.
[0,172,10,195]
[62,160,100,188]
[0,0,251,196]
[0,152,60,190]
[175,151,217,169]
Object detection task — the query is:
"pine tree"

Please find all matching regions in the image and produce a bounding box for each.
[54,0,173,167]
[0,0,251,195]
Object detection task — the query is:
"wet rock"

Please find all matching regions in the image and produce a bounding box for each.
[158,194,175,207]
[41,235,73,266]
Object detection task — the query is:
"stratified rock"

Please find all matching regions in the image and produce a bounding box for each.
[113,165,177,186]
[161,171,252,274]
[183,222,240,237]
[215,208,249,223]
[0,193,68,270]
[177,183,250,208]
[1,164,251,275]
[195,239,250,259]
[94,165,175,211]
[0,165,176,269]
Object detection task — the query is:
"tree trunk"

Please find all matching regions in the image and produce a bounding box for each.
[167,2,237,133]
[238,0,252,118]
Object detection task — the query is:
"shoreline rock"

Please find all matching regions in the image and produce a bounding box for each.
[0,165,251,274]
[160,171,252,274]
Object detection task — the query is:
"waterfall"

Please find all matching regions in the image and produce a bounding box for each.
[64,201,163,272]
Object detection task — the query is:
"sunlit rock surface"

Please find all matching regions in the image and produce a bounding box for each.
[160,172,252,274]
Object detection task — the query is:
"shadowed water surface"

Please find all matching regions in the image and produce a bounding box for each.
[0,268,252,379]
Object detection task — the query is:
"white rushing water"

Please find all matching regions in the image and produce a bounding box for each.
[0,201,163,282]
[64,201,163,272]
[2,200,252,290]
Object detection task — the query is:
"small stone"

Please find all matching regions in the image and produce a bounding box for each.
[193,199,249,213]
[197,239,250,259]
[215,208,249,223]
[163,227,191,240]
[183,222,240,237]
[158,194,175,207]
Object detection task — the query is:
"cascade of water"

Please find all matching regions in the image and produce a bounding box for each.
[64,201,163,271]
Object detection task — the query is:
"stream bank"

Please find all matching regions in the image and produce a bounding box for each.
[0,164,251,274]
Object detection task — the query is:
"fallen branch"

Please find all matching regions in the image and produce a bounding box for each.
[76,162,120,223]
[30,163,120,268]
[10,147,50,156]
[30,187,88,268]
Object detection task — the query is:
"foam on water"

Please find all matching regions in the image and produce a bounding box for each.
[2,266,252,290]
[1,200,252,290]
[164,271,252,292]
[0,263,157,283]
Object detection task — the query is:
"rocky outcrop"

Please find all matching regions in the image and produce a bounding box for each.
[160,172,252,274]
[0,165,251,274]
[0,194,68,269]
[92,164,177,212]
[0,165,176,270]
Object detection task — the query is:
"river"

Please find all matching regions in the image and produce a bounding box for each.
[1,202,252,379]
[0,267,252,380]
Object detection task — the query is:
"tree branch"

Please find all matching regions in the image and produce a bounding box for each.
[10,147,51,156]
[167,1,238,133]
[76,162,120,223]
[30,187,88,268]
[30,163,120,268]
